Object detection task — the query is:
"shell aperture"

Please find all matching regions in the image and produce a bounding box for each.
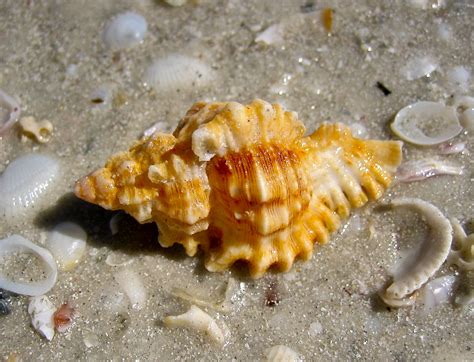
[75,100,403,278]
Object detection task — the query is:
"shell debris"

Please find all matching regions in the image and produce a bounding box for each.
[391,101,462,146]
[113,268,147,310]
[103,12,147,50]
[265,345,301,362]
[380,198,452,308]
[0,153,59,221]
[28,296,56,341]
[75,99,402,278]
[18,116,53,143]
[448,218,474,271]
[0,89,21,136]
[46,222,87,271]
[163,305,227,346]
[0,235,58,297]
[396,158,463,182]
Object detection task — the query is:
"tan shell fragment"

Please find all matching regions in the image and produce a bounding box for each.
[75,99,403,278]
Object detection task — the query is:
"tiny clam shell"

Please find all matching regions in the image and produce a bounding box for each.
[265,345,301,362]
[396,158,463,182]
[0,153,59,221]
[103,12,147,50]
[391,101,462,146]
[28,295,55,341]
[381,198,452,307]
[0,89,21,136]
[143,54,215,93]
[163,305,227,346]
[45,222,87,271]
[0,235,58,296]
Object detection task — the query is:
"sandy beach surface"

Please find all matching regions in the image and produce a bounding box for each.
[0,0,473,360]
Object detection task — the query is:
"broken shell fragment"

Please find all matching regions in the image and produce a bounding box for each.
[0,235,58,296]
[448,218,474,271]
[18,116,53,143]
[28,295,56,341]
[113,268,147,310]
[419,275,456,314]
[396,158,463,182]
[75,99,402,278]
[450,95,474,131]
[381,198,452,307]
[163,305,226,345]
[103,12,147,50]
[0,89,21,136]
[265,345,301,362]
[391,101,462,146]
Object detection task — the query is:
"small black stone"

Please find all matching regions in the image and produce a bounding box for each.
[0,300,10,316]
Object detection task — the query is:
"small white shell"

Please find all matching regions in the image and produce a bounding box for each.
[45,222,87,271]
[446,66,471,92]
[448,218,474,271]
[0,89,21,136]
[401,56,438,80]
[103,12,147,50]
[143,54,215,93]
[0,153,59,221]
[18,117,53,144]
[265,345,301,362]
[255,24,284,45]
[419,275,456,314]
[396,158,463,182]
[381,198,452,307]
[163,305,226,345]
[113,268,147,310]
[0,235,58,296]
[391,101,462,146]
[438,141,466,155]
[451,95,474,131]
[28,295,55,341]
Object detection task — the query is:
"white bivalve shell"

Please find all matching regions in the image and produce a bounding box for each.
[0,235,58,296]
[0,153,59,221]
[391,101,462,146]
[103,12,147,50]
[46,222,87,271]
[143,54,215,93]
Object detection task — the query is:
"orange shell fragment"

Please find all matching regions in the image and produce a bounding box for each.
[75,99,402,278]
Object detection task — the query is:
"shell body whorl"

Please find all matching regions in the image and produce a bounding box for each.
[75,99,402,277]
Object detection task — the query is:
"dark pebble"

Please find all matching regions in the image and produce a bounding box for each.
[0,299,10,316]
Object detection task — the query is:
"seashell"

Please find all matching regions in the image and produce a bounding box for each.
[450,95,474,131]
[75,99,403,278]
[381,198,452,307]
[113,268,147,310]
[255,24,285,46]
[446,66,471,92]
[265,345,301,362]
[448,218,474,271]
[401,56,438,81]
[18,116,53,143]
[0,153,59,221]
[419,275,456,314]
[391,101,462,146]
[437,141,466,155]
[0,235,58,296]
[163,305,227,345]
[103,12,147,50]
[45,222,87,271]
[0,89,21,136]
[396,158,463,182]
[53,302,74,333]
[143,54,215,93]
[28,295,56,341]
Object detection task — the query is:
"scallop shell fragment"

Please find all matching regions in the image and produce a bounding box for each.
[75,99,402,278]
[381,198,452,307]
[391,101,462,146]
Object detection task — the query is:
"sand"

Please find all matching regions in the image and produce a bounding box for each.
[0,0,473,360]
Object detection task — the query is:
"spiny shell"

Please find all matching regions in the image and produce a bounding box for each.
[75,99,402,278]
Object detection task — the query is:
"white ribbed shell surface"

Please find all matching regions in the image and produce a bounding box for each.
[0,153,59,220]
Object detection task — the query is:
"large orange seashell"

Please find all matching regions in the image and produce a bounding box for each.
[75,99,402,278]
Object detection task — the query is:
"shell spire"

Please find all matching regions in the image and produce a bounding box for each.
[75,99,402,278]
